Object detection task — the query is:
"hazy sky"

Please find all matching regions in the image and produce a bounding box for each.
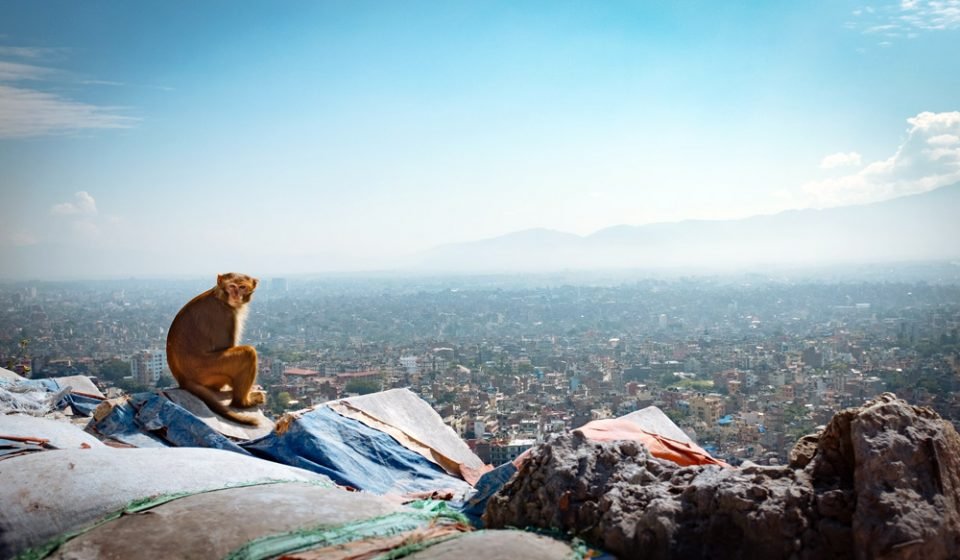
[1,1,959,277]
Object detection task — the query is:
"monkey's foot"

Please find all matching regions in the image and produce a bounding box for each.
[233,390,266,408]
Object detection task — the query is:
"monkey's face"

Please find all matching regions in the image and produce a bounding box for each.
[216,273,258,308]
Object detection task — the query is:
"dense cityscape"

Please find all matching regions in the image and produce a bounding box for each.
[2,267,959,466]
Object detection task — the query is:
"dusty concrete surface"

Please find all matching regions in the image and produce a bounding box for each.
[484,394,960,560]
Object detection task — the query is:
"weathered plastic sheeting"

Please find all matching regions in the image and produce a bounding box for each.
[86,396,169,448]
[86,393,253,452]
[0,447,332,558]
[0,366,26,381]
[46,375,104,398]
[576,417,728,467]
[619,405,694,444]
[461,461,518,524]
[0,414,104,451]
[0,380,70,416]
[0,375,103,417]
[462,406,725,521]
[163,388,273,439]
[48,483,402,560]
[244,406,473,496]
[61,393,100,416]
[404,530,576,559]
[330,388,490,484]
[131,392,251,454]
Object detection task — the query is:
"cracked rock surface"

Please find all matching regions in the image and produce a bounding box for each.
[483,394,960,560]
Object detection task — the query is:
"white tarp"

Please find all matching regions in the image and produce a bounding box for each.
[617,406,694,444]
[0,366,24,382]
[162,388,274,440]
[0,414,104,450]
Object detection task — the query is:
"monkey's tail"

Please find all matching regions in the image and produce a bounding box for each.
[178,379,261,426]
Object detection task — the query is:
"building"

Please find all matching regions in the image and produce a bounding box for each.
[130,349,168,386]
[399,356,419,375]
[690,393,724,424]
[489,438,536,466]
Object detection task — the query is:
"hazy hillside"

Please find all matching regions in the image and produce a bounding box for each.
[413,183,960,272]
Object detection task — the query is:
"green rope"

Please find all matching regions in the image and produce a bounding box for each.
[224,500,469,560]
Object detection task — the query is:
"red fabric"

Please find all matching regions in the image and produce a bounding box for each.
[576,418,729,468]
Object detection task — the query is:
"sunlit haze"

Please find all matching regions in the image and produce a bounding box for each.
[1,1,959,278]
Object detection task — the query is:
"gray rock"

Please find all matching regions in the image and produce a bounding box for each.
[484,394,960,560]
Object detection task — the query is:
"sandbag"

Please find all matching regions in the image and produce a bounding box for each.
[0,447,332,558]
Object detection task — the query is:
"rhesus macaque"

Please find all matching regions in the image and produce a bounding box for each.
[166,272,264,425]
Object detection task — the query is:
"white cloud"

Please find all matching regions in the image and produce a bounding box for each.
[820,151,863,169]
[0,60,53,81]
[800,111,960,208]
[848,1,960,42]
[908,111,960,129]
[0,46,67,61]
[0,84,137,138]
[901,0,960,30]
[865,23,901,33]
[0,45,138,138]
[51,191,98,216]
[928,134,960,145]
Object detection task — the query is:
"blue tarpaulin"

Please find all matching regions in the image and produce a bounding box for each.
[132,393,251,454]
[461,461,518,525]
[242,407,473,496]
[86,395,168,448]
[88,393,249,453]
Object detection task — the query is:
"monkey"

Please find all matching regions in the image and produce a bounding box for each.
[166,272,265,426]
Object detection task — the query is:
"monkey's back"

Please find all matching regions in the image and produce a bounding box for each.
[166,290,236,380]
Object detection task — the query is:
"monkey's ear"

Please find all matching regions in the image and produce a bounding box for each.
[217,274,225,286]
[252,278,259,289]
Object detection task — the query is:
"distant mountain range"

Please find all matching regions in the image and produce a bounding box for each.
[413,183,960,272]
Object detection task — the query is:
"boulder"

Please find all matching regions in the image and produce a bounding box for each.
[484,394,960,560]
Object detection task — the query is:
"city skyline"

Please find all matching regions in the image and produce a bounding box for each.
[2,1,959,278]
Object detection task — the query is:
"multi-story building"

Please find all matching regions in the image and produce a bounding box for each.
[690,392,724,424]
[130,349,168,386]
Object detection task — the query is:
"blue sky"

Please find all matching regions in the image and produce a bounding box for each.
[1,1,959,278]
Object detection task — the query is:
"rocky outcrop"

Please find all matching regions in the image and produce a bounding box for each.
[483,394,960,559]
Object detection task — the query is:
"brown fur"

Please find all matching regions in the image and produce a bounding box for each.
[166,272,265,425]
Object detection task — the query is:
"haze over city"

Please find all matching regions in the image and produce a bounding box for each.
[5,5,960,556]
[1,1,959,278]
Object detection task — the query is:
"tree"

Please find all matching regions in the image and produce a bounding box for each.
[270,391,292,414]
[98,359,131,383]
[115,377,150,394]
[344,378,382,395]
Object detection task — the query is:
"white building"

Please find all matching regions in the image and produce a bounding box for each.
[399,355,419,375]
[130,349,168,386]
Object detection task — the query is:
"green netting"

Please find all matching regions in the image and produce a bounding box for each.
[224,500,469,560]
[14,478,333,560]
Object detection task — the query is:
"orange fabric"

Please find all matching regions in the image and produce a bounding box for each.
[576,418,729,468]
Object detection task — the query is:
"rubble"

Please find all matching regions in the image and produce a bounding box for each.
[484,394,960,559]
